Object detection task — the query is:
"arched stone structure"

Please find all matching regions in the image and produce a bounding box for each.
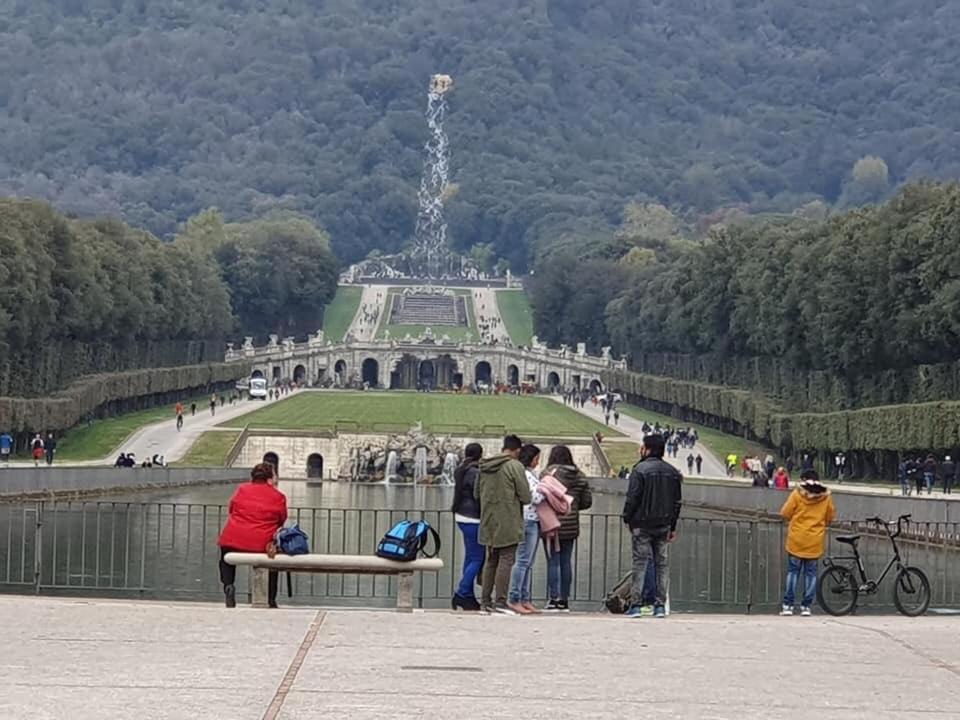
[293,364,307,384]
[589,378,603,394]
[547,371,561,390]
[272,366,282,380]
[251,369,265,379]
[362,358,380,387]
[507,364,519,386]
[307,453,324,479]
[475,361,492,386]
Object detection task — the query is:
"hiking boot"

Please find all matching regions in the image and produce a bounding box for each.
[625,605,643,618]
[507,601,530,615]
[780,605,794,616]
[801,606,812,617]
[544,599,564,612]
[224,584,236,609]
[493,602,517,615]
[652,605,666,618]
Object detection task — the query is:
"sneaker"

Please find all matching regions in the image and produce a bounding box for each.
[625,605,643,618]
[801,606,812,617]
[640,605,655,617]
[493,602,517,615]
[507,601,531,615]
[521,602,540,614]
[224,584,236,609]
[544,599,564,612]
[557,600,571,613]
[652,605,666,618]
[479,603,494,614]
[780,605,794,616]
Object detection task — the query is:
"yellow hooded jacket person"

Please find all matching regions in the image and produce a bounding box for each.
[780,480,836,559]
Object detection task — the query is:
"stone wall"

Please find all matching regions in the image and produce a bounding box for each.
[236,432,600,479]
[0,467,245,499]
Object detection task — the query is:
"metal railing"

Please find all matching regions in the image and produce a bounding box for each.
[2,502,959,612]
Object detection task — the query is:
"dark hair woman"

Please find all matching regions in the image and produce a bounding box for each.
[218,463,288,608]
[543,444,592,612]
[451,443,484,611]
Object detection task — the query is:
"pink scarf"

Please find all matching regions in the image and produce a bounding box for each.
[536,474,572,552]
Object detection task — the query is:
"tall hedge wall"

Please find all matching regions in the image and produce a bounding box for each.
[0,360,253,436]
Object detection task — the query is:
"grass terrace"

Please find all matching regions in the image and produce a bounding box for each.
[173,431,241,467]
[496,290,535,346]
[222,391,620,438]
[322,286,363,342]
[376,288,478,341]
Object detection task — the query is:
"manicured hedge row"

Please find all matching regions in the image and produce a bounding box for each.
[0,361,253,433]
[604,368,960,454]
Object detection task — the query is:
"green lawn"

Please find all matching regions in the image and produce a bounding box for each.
[50,398,207,461]
[376,288,478,341]
[603,441,641,473]
[616,403,777,464]
[322,286,363,342]
[222,391,620,437]
[173,431,240,467]
[496,290,534,346]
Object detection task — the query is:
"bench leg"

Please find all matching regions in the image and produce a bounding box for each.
[397,572,414,613]
[252,567,269,608]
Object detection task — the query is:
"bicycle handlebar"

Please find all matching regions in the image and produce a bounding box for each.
[864,514,911,538]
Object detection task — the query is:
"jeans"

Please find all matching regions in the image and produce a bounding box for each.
[783,555,818,608]
[546,538,575,601]
[900,477,911,496]
[219,547,278,606]
[481,544,517,606]
[456,522,484,599]
[508,520,540,603]
[630,527,669,607]
[924,472,934,494]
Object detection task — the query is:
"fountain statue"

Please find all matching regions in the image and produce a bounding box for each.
[413,447,429,485]
[385,450,399,484]
[441,452,458,485]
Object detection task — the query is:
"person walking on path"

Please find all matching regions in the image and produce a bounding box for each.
[476,435,530,614]
[217,463,287,609]
[507,444,545,615]
[0,431,12,465]
[695,453,703,475]
[942,455,956,495]
[451,443,484,611]
[923,455,938,495]
[30,434,44,467]
[686,453,695,475]
[898,459,911,496]
[779,470,836,617]
[190,402,197,417]
[175,401,184,431]
[540,445,591,612]
[622,434,683,619]
[44,433,57,466]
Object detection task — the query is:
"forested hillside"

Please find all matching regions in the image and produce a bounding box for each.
[2,0,959,269]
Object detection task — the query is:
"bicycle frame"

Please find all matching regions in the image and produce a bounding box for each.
[823,515,909,593]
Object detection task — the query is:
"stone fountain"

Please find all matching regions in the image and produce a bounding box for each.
[337,422,462,484]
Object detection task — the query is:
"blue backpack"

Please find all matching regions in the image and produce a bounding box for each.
[375,520,441,562]
[275,524,310,555]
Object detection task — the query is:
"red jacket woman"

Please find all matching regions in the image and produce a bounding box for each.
[218,463,287,608]
[773,467,790,490]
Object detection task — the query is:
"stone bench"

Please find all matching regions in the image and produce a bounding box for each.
[223,553,444,612]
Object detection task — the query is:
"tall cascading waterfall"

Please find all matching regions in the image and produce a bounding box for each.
[412,74,454,280]
[441,452,458,485]
[385,450,399,484]
[413,447,429,485]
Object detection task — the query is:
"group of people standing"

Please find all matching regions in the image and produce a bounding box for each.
[451,436,592,614]
[899,455,956,495]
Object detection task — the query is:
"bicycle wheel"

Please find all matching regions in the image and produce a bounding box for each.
[893,566,930,617]
[817,566,858,616]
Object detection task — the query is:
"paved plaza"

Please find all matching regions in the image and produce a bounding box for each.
[2,596,959,719]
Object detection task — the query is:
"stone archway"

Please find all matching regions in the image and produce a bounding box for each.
[547,371,561,390]
[293,364,307,384]
[418,359,436,390]
[251,369,265,379]
[475,361,492,386]
[263,452,280,475]
[507,364,519,386]
[307,453,324,479]
[334,359,347,385]
[589,378,603,394]
[272,366,282,380]
[362,358,379,387]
